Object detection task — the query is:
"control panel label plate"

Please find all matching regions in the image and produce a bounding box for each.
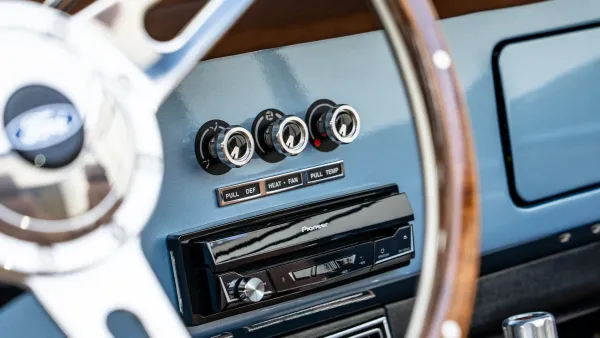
[219,182,261,205]
[216,161,345,206]
[306,162,344,184]
[265,172,303,194]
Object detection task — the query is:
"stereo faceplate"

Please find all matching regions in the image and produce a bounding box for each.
[168,185,415,325]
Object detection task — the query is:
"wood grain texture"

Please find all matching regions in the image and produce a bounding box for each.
[42,0,541,59]
[378,0,481,336]
[144,0,541,59]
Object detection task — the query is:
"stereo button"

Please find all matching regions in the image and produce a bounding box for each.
[315,261,339,276]
[291,267,314,280]
[335,255,356,267]
[374,226,413,264]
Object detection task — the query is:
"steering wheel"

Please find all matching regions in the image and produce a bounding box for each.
[0,0,480,337]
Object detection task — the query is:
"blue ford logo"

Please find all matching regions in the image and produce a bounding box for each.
[3,85,85,168]
[5,103,82,151]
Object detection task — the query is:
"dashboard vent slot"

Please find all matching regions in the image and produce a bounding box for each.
[324,317,391,338]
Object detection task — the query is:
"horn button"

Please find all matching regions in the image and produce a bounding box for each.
[4,85,84,169]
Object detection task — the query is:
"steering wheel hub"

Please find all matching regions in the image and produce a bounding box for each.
[0,2,163,274]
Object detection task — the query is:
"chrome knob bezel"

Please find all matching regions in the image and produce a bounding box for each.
[268,115,309,156]
[324,105,361,144]
[210,126,254,168]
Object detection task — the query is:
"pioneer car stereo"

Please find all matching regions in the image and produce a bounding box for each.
[168,185,415,325]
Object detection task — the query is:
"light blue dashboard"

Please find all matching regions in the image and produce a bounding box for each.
[3,1,600,337]
[498,25,600,203]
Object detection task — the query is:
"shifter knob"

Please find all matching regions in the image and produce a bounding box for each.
[503,312,558,338]
[236,277,265,303]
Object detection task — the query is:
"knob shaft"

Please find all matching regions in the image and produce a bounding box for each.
[209,126,254,168]
[236,277,265,303]
[318,104,360,144]
[503,312,558,338]
[264,115,309,156]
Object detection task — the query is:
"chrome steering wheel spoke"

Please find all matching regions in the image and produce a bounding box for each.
[27,239,189,338]
[74,0,254,102]
[0,1,253,337]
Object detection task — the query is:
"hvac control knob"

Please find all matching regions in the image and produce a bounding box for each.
[305,100,361,152]
[252,110,309,163]
[195,120,254,175]
[320,105,360,144]
[236,277,266,303]
[208,126,254,168]
[264,115,309,156]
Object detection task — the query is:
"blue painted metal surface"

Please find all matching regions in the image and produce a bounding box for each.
[3,1,600,337]
[497,26,600,203]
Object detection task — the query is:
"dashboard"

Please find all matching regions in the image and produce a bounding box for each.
[2,0,600,337]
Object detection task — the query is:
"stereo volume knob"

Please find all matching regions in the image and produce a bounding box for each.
[320,105,361,144]
[209,126,254,168]
[264,115,309,156]
[236,277,265,303]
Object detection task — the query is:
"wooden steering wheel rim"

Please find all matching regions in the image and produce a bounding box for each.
[371,0,480,337]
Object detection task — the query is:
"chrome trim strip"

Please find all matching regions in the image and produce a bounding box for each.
[216,161,344,206]
[324,317,392,338]
[245,291,375,332]
[347,328,383,338]
[210,333,233,338]
[169,251,184,314]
